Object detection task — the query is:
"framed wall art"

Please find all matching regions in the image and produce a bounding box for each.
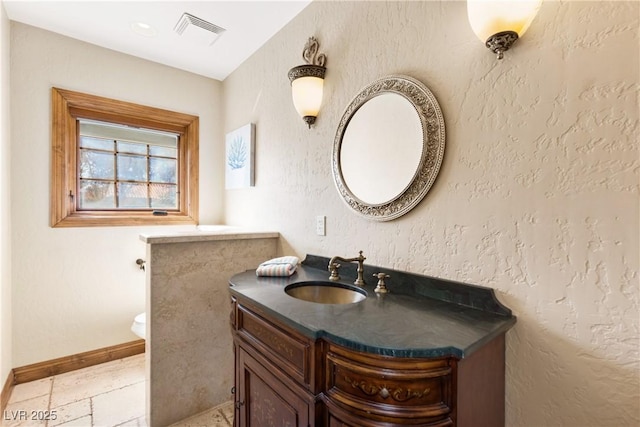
[225,123,255,189]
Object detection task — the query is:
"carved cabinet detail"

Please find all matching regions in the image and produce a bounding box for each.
[324,344,453,425]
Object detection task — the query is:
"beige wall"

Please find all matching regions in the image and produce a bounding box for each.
[10,23,224,366]
[223,1,639,426]
[1,2,12,390]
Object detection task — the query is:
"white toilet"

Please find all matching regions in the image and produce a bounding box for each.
[131,312,146,339]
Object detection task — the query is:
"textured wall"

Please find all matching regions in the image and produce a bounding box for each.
[223,1,639,426]
[0,2,12,390]
[10,23,224,366]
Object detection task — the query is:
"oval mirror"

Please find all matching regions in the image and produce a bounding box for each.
[332,75,445,221]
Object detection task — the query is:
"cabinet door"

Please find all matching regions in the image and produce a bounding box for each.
[237,347,310,427]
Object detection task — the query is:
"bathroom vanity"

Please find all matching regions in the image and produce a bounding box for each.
[229,255,516,427]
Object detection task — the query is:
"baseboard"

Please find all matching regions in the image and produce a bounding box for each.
[1,368,15,413]
[12,339,145,385]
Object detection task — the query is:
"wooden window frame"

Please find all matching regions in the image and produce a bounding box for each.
[51,87,199,227]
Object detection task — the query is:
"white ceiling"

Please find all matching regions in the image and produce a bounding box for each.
[3,0,312,80]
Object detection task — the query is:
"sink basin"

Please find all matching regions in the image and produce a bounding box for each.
[285,281,367,304]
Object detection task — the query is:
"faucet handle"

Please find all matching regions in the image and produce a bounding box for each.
[373,273,390,294]
[329,262,341,281]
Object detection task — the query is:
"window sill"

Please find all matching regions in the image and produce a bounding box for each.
[51,211,198,228]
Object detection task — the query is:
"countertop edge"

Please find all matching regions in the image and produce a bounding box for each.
[140,230,280,244]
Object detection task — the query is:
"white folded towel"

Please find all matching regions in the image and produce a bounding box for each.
[256,256,299,277]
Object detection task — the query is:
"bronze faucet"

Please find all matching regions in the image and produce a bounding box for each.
[328,251,366,286]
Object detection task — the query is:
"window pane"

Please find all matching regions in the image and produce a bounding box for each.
[150,184,177,209]
[150,157,177,183]
[118,183,148,208]
[150,146,177,158]
[80,120,178,148]
[78,180,115,209]
[80,136,113,151]
[117,154,147,181]
[80,150,115,179]
[117,141,147,155]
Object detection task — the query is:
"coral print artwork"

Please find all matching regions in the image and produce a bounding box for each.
[225,123,255,189]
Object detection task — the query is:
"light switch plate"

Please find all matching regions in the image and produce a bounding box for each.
[316,215,326,236]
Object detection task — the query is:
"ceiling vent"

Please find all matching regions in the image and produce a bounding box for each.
[174,12,226,46]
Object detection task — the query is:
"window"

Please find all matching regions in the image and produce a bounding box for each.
[51,88,199,227]
[78,120,179,210]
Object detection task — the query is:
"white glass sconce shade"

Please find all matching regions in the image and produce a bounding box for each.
[467,0,543,59]
[291,76,324,123]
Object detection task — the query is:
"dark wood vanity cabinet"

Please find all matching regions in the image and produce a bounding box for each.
[231,296,323,426]
[231,297,507,427]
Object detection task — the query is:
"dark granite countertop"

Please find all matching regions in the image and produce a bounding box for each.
[229,255,516,359]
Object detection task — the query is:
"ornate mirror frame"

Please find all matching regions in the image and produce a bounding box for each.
[332,75,446,221]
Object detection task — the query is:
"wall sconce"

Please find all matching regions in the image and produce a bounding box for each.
[467,0,542,59]
[287,37,327,128]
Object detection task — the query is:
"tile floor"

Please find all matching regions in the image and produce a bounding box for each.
[2,354,233,427]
